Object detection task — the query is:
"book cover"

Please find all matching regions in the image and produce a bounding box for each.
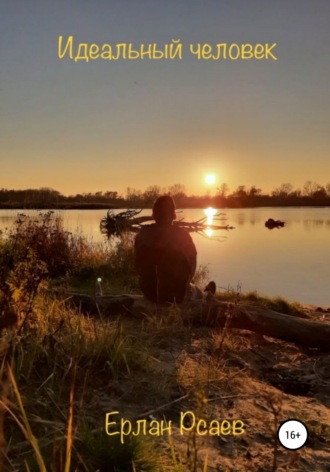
[1,1,330,471]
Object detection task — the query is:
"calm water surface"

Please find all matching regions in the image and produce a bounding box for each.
[1,208,329,306]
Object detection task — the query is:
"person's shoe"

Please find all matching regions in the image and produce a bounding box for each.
[204,281,216,295]
[186,283,203,300]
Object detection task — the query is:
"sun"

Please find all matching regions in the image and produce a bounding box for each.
[204,173,216,185]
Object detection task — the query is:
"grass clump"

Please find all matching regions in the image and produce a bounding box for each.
[19,426,160,472]
[0,211,81,279]
[61,231,139,295]
[77,428,160,472]
[1,298,157,471]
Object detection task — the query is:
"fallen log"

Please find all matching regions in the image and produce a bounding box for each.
[127,295,330,351]
[186,298,330,351]
[60,292,330,351]
[62,292,134,316]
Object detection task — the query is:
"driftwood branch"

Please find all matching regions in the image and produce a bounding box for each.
[100,209,234,237]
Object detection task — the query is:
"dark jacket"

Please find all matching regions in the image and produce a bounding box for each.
[135,223,197,304]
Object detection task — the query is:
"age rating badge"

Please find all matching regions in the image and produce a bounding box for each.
[277,419,309,450]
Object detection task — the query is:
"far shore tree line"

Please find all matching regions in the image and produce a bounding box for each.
[1,181,330,209]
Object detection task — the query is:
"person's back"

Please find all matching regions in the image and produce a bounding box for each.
[135,196,197,304]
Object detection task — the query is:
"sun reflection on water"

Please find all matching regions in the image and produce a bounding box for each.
[203,207,217,237]
[205,227,213,237]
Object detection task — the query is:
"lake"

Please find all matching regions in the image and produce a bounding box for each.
[0,207,329,306]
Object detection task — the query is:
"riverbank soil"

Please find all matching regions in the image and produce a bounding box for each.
[4,300,330,471]
[82,304,330,471]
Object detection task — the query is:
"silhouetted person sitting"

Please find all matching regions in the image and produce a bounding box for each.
[135,196,197,304]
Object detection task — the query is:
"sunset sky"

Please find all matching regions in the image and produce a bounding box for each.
[1,0,330,196]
